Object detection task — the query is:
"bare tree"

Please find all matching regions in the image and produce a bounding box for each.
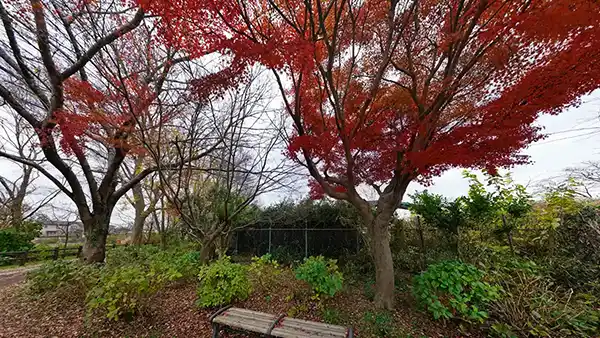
[0,112,59,228]
[157,70,298,262]
[564,161,600,198]
[0,1,226,262]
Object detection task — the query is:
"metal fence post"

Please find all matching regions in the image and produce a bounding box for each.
[304,228,308,258]
[53,247,59,260]
[268,227,272,254]
[77,245,82,258]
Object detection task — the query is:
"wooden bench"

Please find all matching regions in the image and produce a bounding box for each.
[209,306,353,338]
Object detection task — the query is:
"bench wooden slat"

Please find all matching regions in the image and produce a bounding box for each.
[227,307,278,320]
[211,307,351,338]
[214,316,272,334]
[279,317,347,334]
[271,326,346,338]
[213,314,274,328]
[213,312,275,327]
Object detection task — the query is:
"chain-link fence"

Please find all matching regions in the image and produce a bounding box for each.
[231,228,361,259]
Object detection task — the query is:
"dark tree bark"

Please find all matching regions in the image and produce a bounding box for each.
[370,215,395,309]
[81,213,111,263]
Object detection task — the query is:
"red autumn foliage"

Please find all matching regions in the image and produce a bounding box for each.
[139,0,600,198]
[56,74,156,156]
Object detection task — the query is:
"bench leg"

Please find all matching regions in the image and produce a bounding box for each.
[212,323,220,338]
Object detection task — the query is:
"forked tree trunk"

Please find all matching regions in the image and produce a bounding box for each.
[369,215,395,310]
[199,234,217,264]
[81,214,110,263]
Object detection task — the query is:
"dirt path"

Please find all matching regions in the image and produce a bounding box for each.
[0,266,39,289]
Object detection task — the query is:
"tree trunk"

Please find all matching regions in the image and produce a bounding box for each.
[130,213,146,245]
[81,214,110,263]
[130,184,146,245]
[199,234,217,264]
[370,216,395,310]
[9,202,23,230]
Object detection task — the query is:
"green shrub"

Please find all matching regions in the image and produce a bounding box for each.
[295,256,343,298]
[105,245,161,267]
[248,254,281,291]
[542,257,600,296]
[87,259,182,321]
[27,260,100,298]
[196,256,251,308]
[413,260,501,323]
[0,229,35,252]
[340,248,374,280]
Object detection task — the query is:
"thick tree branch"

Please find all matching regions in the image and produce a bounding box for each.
[0,150,73,199]
[60,8,145,80]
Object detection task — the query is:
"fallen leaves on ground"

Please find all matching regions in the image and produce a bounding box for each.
[0,272,483,337]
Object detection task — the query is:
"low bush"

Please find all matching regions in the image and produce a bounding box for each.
[105,245,162,267]
[27,260,100,299]
[87,262,181,321]
[27,245,199,321]
[248,254,281,292]
[339,248,374,280]
[295,256,343,298]
[413,260,501,323]
[196,256,251,308]
[541,257,600,296]
[32,243,54,260]
[488,264,599,337]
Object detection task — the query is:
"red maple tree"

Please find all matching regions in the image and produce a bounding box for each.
[141,0,599,308]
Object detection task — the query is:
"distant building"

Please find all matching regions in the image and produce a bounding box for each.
[40,220,83,237]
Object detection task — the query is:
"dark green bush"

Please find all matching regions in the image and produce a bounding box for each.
[196,256,251,308]
[339,248,374,280]
[270,245,303,266]
[295,256,343,298]
[105,245,162,267]
[0,229,35,252]
[413,260,501,323]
